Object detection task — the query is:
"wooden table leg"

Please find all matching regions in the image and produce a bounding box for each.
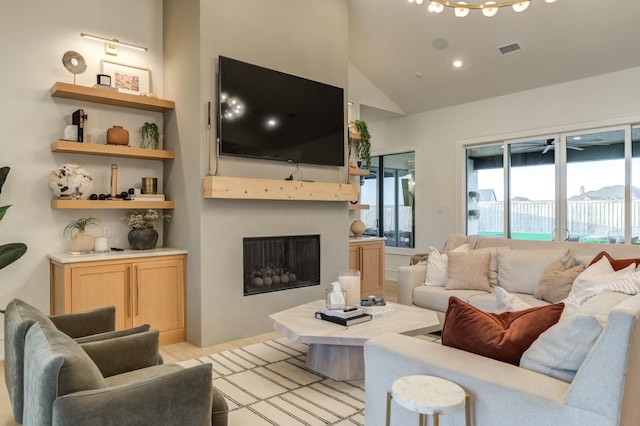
[465,394,471,426]
[434,410,440,426]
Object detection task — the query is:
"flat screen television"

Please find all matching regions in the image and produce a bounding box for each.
[217,56,345,167]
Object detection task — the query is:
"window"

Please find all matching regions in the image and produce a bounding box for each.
[465,124,639,244]
[360,152,415,248]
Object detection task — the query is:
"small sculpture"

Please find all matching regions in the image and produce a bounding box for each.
[48,163,93,199]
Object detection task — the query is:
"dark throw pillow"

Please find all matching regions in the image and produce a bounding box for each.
[589,251,640,271]
[441,296,564,365]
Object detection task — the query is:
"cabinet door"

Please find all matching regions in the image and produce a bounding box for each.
[133,258,185,334]
[70,264,130,330]
[359,243,384,297]
[349,244,360,270]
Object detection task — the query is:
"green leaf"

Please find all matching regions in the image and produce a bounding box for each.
[0,243,27,270]
[0,167,9,194]
[0,205,11,222]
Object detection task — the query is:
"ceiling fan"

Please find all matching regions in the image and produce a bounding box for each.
[513,138,586,155]
[541,138,584,154]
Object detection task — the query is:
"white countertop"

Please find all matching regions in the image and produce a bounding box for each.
[349,236,386,243]
[48,247,188,263]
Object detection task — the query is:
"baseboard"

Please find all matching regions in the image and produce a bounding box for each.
[385,268,398,282]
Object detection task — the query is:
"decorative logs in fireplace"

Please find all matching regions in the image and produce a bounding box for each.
[249,266,297,288]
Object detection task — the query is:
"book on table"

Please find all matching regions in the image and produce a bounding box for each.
[319,307,364,319]
[361,303,396,318]
[315,311,372,326]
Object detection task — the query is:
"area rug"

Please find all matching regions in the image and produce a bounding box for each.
[178,337,366,425]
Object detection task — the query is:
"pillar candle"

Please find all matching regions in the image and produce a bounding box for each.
[338,273,361,307]
[94,237,109,252]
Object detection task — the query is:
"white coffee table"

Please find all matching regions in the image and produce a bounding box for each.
[269,300,439,381]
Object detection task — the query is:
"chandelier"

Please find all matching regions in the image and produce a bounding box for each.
[408,0,557,17]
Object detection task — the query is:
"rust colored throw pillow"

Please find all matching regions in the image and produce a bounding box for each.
[589,251,640,271]
[441,297,564,365]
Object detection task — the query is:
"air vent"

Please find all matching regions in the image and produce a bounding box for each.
[498,42,521,56]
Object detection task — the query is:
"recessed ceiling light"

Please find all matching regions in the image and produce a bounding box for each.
[415,72,424,79]
[453,60,463,68]
[432,38,449,50]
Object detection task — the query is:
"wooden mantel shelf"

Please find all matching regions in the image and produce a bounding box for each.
[202,176,359,202]
[50,82,175,112]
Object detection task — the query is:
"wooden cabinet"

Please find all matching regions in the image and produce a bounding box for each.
[349,238,385,297]
[50,252,186,345]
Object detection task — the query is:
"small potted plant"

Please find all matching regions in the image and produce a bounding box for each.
[64,216,100,252]
[349,119,371,168]
[141,122,160,149]
[468,209,481,221]
[122,209,170,250]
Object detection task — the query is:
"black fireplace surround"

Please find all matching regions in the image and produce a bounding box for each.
[243,234,320,296]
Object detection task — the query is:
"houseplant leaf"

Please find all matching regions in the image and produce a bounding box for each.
[0,243,27,270]
[0,167,9,193]
[0,205,10,221]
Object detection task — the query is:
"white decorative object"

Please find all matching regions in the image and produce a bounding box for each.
[48,163,93,199]
[338,269,361,307]
[326,281,346,310]
[94,237,109,253]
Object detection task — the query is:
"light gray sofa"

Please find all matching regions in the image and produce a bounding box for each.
[365,236,640,425]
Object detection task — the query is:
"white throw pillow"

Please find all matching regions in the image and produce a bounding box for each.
[495,286,532,313]
[423,244,469,287]
[497,248,571,295]
[569,256,635,295]
[521,291,630,382]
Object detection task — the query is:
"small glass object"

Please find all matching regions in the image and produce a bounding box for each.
[326,289,347,310]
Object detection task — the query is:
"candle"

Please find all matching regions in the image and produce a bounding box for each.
[94,237,109,253]
[338,269,361,307]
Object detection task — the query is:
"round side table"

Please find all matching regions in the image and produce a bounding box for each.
[385,375,471,426]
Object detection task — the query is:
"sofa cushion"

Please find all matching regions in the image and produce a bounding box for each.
[413,286,489,312]
[445,251,491,291]
[441,296,564,365]
[469,290,548,313]
[520,291,630,382]
[424,244,469,287]
[472,246,499,287]
[495,287,532,313]
[534,260,586,304]
[589,251,640,270]
[497,248,572,295]
[570,256,635,296]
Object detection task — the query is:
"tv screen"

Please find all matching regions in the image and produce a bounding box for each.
[217,56,345,167]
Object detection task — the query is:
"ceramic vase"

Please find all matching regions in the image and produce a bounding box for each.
[128,227,158,250]
[107,125,129,146]
[69,230,95,253]
[350,220,366,237]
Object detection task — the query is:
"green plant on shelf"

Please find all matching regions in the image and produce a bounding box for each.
[141,122,160,149]
[349,119,371,168]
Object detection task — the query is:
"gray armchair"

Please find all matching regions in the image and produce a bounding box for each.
[3,299,149,423]
[24,323,225,426]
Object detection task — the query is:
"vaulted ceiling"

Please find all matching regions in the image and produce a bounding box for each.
[349,0,640,120]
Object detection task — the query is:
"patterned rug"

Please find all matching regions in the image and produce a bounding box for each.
[178,337,366,425]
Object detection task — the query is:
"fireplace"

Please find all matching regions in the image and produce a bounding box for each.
[243,234,320,296]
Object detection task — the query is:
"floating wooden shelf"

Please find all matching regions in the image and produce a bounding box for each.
[50,82,175,112]
[349,204,370,210]
[51,140,175,160]
[349,167,370,176]
[202,176,359,202]
[51,200,175,210]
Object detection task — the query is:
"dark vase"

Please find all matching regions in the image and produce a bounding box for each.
[127,227,158,250]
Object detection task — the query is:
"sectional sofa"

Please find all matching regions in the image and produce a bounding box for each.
[364,235,640,425]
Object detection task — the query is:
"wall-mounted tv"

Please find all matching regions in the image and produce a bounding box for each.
[217,56,345,167]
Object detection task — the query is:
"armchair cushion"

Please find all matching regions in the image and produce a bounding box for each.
[74,323,150,344]
[49,305,116,338]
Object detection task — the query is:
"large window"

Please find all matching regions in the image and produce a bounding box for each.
[360,152,415,248]
[465,125,639,244]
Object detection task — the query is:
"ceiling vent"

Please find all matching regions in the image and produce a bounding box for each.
[498,42,522,55]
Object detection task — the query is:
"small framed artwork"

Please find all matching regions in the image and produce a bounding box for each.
[101,59,152,95]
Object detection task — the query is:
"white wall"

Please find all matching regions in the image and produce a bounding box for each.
[165,0,350,346]
[370,66,640,274]
[0,0,163,358]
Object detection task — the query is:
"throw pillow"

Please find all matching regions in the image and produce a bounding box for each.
[441,297,564,365]
[445,251,491,291]
[520,291,630,382]
[534,260,586,304]
[497,248,572,295]
[473,246,500,287]
[589,251,640,271]
[495,286,532,313]
[424,244,469,287]
[570,256,635,296]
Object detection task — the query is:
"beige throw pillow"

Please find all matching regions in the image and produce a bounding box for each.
[497,248,571,295]
[445,251,491,292]
[535,260,586,304]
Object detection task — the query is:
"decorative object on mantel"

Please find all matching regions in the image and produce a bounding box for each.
[61,51,87,85]
[141,122,160,149]
[122,209,170,250]
[349,120,371,168]
[0,166,27,270]
[64,216,100,253]
[350,219,366,237]
[48,163,93,200]
[107,125,129,146]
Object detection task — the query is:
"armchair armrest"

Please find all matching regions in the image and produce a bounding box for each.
[49,306,116,338]
[52,364,216,426]
[80,330,162,377]
[397,264,426,305]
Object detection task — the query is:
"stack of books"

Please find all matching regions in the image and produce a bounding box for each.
[361,303,396,318]
[130,193,166,202]
[315,307,372,326]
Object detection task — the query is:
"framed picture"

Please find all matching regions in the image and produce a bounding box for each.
[101,60,152,95]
